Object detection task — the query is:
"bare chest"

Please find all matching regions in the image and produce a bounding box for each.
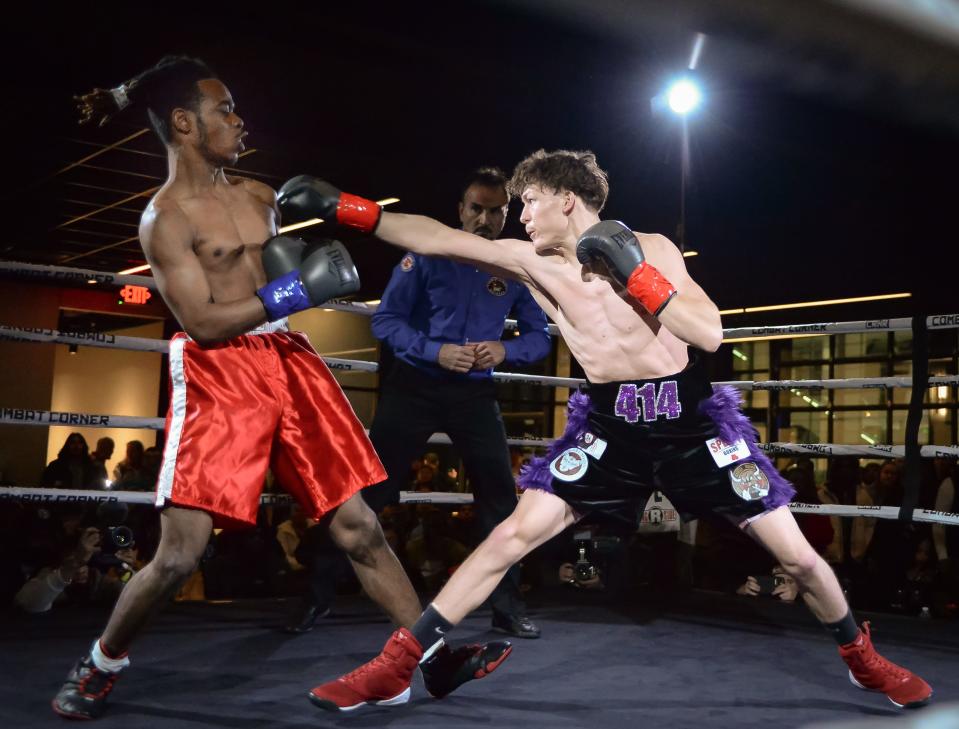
[528,264,686,382]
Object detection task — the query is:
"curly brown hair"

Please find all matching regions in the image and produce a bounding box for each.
[507,149,609,213]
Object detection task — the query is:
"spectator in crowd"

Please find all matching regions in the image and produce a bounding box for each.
[42,433,101,489]
[410,463,438,492]
[903,538,937,614]
[276,505,315,572]
[932,458,957,597]
[12,506,139,613]
[865,461,920,610]
[785,466,834,556]
[90,437,115,486]
[736,565,799,603]
[850,462,881,563]
[114,445,164,491]
[405,507,469,594]
[112,440,145,484]
[816,457,858,567]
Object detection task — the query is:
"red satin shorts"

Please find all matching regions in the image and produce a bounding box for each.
[155,321,385,529]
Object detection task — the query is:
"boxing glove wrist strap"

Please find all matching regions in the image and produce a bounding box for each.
[337,193,381,233]
[256,269,311,321]
[626,262,677,316]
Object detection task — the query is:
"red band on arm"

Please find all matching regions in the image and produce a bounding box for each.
[626,262,677,316]
[337,193,382,233]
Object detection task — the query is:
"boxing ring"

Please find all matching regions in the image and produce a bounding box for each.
[1,259,957,728]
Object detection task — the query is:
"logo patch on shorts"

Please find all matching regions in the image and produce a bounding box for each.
[486,277,507,296]
[400,254,415,272]
[576,431,608,460]
[549,447,589,482]
[706,436,751,469]
[728,462,770,502]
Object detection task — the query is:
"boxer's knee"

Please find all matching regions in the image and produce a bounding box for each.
[151,550,201,587]
[484,517,531,568]
[778,547,822,586]
[330,496,384,564]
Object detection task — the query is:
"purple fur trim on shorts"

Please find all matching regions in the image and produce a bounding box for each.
[698,385,795,510]
[518,390,592,493]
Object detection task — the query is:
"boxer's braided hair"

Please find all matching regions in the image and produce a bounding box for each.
[74,55,216,145]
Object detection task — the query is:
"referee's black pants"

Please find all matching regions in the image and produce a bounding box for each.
[303,361,524,617]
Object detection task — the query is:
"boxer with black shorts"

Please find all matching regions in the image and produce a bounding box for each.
[277,149,932,712]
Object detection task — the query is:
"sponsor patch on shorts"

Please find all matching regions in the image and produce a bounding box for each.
[400,254,415,272]
[706,436,750,468]
[728,461,770,502]
[576,431,607,460]
[549,447,589,483]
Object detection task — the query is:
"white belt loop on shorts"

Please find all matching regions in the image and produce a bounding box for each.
[246,318,289,335]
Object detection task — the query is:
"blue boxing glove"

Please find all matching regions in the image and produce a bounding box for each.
[256,235,360,321]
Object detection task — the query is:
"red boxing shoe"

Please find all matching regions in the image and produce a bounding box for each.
[308,628,423,712]
[838,622,932,708]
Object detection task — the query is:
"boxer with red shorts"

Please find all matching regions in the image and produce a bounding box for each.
[53,56,506,721]
[156,321,382,529]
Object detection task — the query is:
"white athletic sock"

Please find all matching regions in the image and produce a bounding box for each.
[90,639,130,673]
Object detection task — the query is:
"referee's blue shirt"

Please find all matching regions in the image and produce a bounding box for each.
[371,252,551,380]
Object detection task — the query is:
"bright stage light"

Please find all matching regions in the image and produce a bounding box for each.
[667,79,702,115]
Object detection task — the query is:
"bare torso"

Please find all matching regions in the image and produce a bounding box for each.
[143,174,276,307]
[513,233,690,383]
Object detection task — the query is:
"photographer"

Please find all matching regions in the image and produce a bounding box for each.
[556,527,629,597]
[13,506,138,614]
[735,566,799,603]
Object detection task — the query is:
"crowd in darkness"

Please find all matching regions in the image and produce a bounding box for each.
[2,432,956,621]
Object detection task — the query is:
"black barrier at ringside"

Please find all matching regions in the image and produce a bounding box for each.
[898,316,929,524]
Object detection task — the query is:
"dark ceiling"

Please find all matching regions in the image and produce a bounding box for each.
[3,1,957,325]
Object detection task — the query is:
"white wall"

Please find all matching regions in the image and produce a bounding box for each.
[46,321,164,482]
[289,308,380,426]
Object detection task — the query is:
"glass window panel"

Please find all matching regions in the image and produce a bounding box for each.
[729,341,769,372]
[928,331,958,359]
[893,331,912,357]
[780,364,829,408]
[752,422,768,443]
[780,411,829,444]
[834,411,886,447]
[891,410,931,445]
[738,372,769,409]
[892,361,912,405]
[929,359,956,405]
[833,362,886,407]
[928,408,953,446]
[780,336,831,362]
[837,333,888,358]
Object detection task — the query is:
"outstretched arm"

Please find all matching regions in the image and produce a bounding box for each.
[376,212,532,283]
[277,176,534,284]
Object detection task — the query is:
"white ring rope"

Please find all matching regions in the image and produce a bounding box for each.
[3,258,958,340]
[3,408,955,458]
[3,324,958,392]
[0,261,156,290]
[759,443,959,459]
[1,487,957,525]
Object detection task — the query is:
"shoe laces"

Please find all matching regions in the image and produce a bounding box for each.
[341,651,395,684]
[856,646,911,682]
[77,668,118,699]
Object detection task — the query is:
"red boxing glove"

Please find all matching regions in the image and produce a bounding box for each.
[626,263,677,316]
[277,176,381,234]
[336,192,382,233]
